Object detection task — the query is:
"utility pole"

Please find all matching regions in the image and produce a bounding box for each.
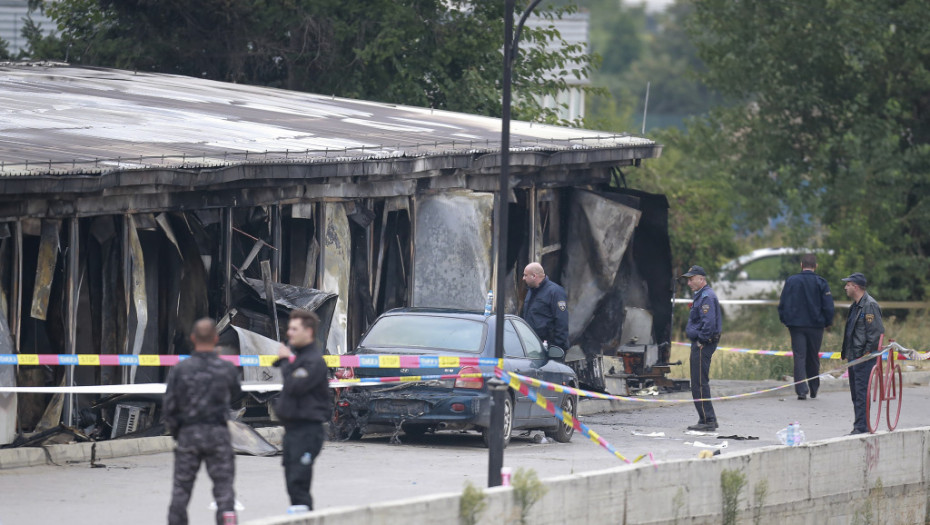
[489,0,544,488]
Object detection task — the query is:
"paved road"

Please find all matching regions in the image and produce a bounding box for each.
[2,377,928,524]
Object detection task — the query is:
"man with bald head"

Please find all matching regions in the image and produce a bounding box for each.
[521,262,569,349]
[165,318,242,525]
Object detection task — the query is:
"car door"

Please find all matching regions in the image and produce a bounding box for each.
[502,319,536,422]
[512,317,560,420]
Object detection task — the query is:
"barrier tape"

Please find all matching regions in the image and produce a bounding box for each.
[507,348,888,405]
[0,353,504,369]
[498,369,654,466]
[0,372,494,394]
[671,341,929,361]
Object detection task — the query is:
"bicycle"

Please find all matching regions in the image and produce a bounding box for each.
[866,335,903,433]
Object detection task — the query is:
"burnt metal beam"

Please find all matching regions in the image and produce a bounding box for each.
[222,208,233,312]
[271,205,282,282]
[260,260,280,341]
[64,217,79,426]
[11,221,21,352]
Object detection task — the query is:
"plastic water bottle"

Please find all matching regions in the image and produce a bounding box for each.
[786,422,799,446]
[484,290,493,316]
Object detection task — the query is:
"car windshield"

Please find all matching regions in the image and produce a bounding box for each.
[360,315,486,353]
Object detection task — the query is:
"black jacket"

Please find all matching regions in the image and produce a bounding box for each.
[685,285,722,344]
[521,277,569,349]
[164,351,242,437]
[841,292,884,361]
[778,270,835,328]
[274,343,332,424]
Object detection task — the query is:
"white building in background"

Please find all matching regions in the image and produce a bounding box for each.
[525,12,591,122]
[0,0,53,54]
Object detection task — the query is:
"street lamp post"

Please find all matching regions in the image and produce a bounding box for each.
[488,0,544,488]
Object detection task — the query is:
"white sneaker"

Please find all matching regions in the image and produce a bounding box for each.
[287,505,310,514]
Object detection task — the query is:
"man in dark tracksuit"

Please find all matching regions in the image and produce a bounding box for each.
[778,254,835,400]
[841,272,884,435]
[682,265,722,431]
[521,262,569,349]
[165,318,242,525]
[274,309,331,512]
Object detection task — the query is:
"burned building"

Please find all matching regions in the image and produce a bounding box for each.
[0,64,672,445]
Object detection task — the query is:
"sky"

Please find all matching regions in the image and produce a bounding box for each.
[624,0,676,12]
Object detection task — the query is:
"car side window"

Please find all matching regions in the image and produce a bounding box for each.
[512,319,545,359]
[503,321,525,358]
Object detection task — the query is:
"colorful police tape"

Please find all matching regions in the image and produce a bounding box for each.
[0,353,503,369]
[671,341,929,361]
[496,368,653,465]
[507,347,891,405]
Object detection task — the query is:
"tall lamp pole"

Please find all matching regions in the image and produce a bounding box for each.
[488,0,544,488]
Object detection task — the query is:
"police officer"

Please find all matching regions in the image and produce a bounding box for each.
[841,272,884,435]
[778,254,835,400]
[274,309,331,512]
[164,318,242,525]
[682,265,722,431]
[521,262,569,349]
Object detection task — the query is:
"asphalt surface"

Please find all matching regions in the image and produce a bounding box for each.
[2,375,929,525]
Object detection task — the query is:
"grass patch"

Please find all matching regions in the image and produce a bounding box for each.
[670,305,930,380]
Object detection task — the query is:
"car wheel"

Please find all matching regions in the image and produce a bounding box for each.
[545,393,577,443]
[482,395,513,448]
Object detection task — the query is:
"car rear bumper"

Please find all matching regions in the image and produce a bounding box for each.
[362,389,491,428]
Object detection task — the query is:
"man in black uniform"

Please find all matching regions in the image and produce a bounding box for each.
[841,272,884,435]
[778,254,835,400]
[682,265,722,431]
[165,318,242,525]
[521,262,569,349]
[274,309,331,512]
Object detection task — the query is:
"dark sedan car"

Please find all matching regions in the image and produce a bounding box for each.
[335,308,578,447]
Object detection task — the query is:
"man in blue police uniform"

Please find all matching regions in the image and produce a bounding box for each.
[840,272,884,435]
[682,265,722,431]
[778,254,835,400]
[521,262,569,350]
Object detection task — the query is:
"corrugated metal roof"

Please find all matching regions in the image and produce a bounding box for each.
[525,13,590,86]
[0,2,53,53]
[0,63,657,177]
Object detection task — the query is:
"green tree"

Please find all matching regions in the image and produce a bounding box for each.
[687,0,930,300]
[30,0,597,123]
[582,0,721,131]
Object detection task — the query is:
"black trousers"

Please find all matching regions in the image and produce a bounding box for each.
[690,341,717,423]
[282,421,326,509]
[788,326,824,396]
[848,357,877,433]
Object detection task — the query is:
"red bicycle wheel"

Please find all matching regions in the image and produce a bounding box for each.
[886,364,903,431]
[866,364,883,434]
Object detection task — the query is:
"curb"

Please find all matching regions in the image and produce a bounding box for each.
[0,427,283,470]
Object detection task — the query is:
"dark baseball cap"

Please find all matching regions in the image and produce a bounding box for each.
[841,272,867,287]
[681,265,707,277]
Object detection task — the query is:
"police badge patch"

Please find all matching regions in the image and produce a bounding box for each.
[865,313,874,324]
[558,300,567,311]
[701,304,710,314]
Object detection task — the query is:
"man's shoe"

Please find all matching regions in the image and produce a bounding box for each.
[797,394,807,400]
[687,421,718,431]
[810,391,817,399]
[848,429,867,435]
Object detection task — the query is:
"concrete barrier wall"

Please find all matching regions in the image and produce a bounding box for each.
[247,427,930,525]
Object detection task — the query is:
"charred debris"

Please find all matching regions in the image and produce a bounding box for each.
[0,65,673,448]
